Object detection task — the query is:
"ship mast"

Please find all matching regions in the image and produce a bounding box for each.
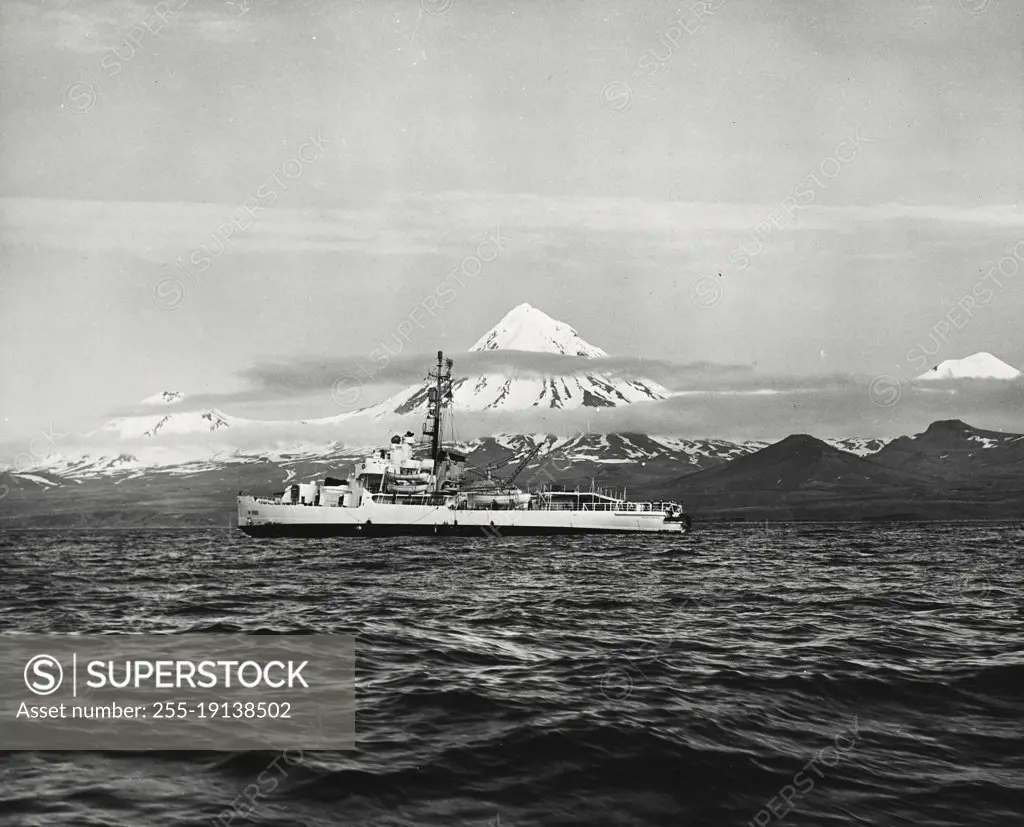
[425,350,453,464]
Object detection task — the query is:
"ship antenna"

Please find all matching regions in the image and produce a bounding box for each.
[431,350,444,463]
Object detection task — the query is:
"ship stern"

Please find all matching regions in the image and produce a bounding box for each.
[236,494,256,533]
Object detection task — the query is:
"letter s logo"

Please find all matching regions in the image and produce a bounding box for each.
[25,654,64,696]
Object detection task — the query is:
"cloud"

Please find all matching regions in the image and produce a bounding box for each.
[134,351,762,413]
[4,0,273,55]
[103,346,1024,440]
[85,372,1024,452]
[5,196,1023,263]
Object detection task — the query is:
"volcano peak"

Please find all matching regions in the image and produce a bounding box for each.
[375,304,666,413]
[917,353,1020,381]
[470,304,609,358]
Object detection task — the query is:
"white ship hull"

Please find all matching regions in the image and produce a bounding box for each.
[238,495,690,537]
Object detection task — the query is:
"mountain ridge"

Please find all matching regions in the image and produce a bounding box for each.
[3,421,1020,526]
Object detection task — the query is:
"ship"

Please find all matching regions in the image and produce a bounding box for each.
[237,352,692,537]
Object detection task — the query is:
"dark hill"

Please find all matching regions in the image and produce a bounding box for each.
[672,434,916,493]
[873,420,1024,482]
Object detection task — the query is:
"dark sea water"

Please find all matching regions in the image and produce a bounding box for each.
[1,523,1022,827]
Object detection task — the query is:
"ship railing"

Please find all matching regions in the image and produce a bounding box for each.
[370,492,452,506]
[533,501,678,513]
[637,502,679,512]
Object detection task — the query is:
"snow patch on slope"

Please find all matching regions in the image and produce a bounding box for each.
[823,437,892,457]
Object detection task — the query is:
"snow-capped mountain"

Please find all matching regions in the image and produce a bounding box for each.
[377,303,669,414]
[385,373,667,414]
[1,431,767,496]
[465,432,767,472]
[88,388,245,439]
[470,303,609,357]
[18,441,374,483]
[917,352,1021,381]
[140,391,185,406]
[99,409,237,439]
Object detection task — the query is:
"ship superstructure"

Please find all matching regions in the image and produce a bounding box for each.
[237,352,691,537]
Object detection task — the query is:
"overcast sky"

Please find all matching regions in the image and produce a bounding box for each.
[1,0,1022,445]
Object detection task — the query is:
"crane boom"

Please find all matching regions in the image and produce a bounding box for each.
[504,443,543,486]
[465,439,574,487]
